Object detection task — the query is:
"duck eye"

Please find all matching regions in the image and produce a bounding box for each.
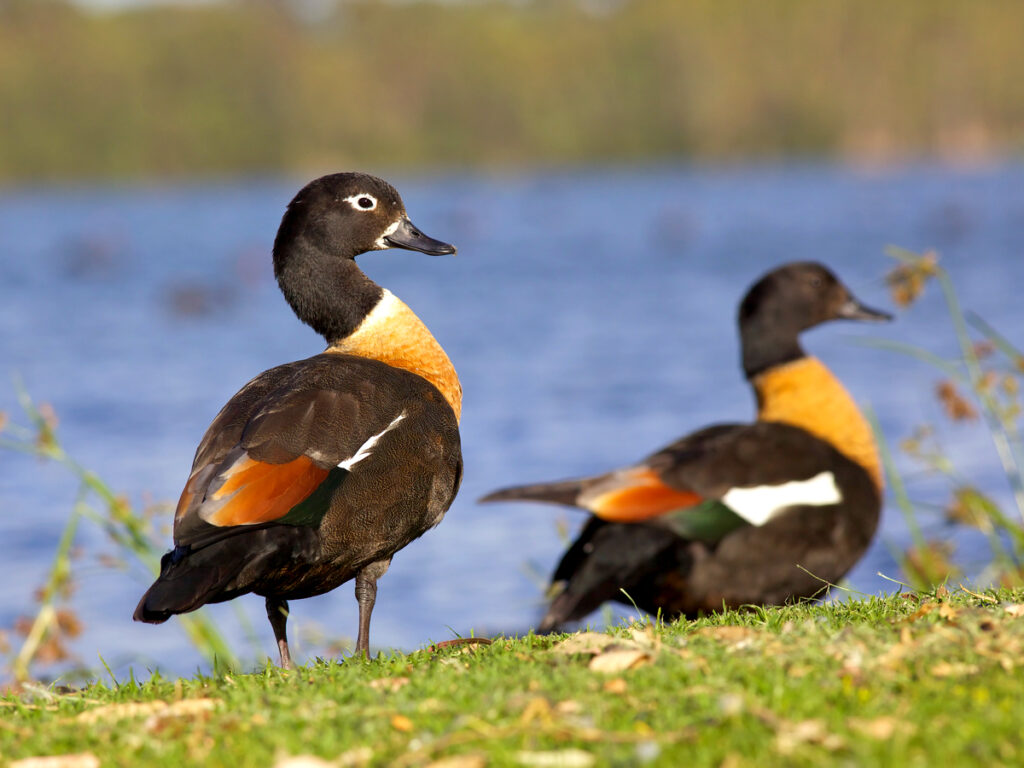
[344,193,378,211]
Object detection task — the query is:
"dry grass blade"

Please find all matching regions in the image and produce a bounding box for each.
[9,756,100,768]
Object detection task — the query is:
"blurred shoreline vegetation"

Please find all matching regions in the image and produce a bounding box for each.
[877,249,1024,591]
[0,385,238,684]
[1,0,1023,182]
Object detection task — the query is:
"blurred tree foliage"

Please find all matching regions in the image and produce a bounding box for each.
[1,0,1023,181]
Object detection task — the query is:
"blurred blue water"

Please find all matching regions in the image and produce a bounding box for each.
[1,163,1023,678]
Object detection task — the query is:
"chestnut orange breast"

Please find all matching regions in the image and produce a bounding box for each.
[753,356,882,491]
[327,290,462,421]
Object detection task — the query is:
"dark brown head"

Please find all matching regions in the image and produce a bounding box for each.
[274,172,455,266]
[739,261,891,378]
[272,173,456,343]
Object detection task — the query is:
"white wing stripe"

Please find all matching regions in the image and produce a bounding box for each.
[337,411,407,471]
[722,471,841,526]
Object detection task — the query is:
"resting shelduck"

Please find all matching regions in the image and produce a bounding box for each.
[481,262,889,630]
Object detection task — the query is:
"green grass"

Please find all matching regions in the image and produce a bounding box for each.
[3,588,1023,767]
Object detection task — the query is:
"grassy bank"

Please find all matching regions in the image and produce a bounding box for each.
[2,0,1024,181]
[2,588,1022,767]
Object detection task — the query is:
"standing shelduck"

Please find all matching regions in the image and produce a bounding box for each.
[135,173,463,666]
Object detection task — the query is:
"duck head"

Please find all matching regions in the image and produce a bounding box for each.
[739,261,891,377]
[274,172,455,265]
[272,172,456,344]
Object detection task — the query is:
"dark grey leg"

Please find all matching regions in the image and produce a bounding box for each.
[354,558,391,656]
[266,597,292,670]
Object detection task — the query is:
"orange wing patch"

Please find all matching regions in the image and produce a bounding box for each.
[582,468,702,523]
[200,455,330,527]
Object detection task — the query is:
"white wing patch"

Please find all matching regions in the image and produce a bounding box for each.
[337,411,407,471]
[722,471,841,526]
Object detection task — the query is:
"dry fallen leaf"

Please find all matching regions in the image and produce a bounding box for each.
[336,746,374,767]
[146,698,220,732]
[519,697,552,725]
[76,701,165,724]
[634,740,660,764]
[931,662,979,678]
[273,757,335,768]
[75,698,220,725]
[588,649,650,673]
[515,749,595,767]
[369,676,410,692]
[10,755,100,768]
[848,716,915,740]
[718,694,744,717]
[391,714,414,732]
[424,756,486,768]
[418,698,443,713]
[774,719,845,755]
[627,625,659,649]
[602,678,628,694]
[167,699,219,716]
[550,632,620,655]
[938,603,960,621]
[1003,604,1024,618]
[693,626,756,648]
[906,602,937,622]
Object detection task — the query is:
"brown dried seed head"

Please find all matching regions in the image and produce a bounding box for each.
[56,609,84,638]
[936,380,977,421]
[885,251,938,307]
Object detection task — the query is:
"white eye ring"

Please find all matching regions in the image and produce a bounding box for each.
[344,193,378,211]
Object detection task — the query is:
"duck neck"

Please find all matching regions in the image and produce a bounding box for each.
[740,316,805,379]
[326,290,463,422]
[751,356,883,491]
[274,236,383,344]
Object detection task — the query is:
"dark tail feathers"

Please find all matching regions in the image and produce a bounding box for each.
[134,543,239,623]
[478,478,586,507]
[133,526,318,623]
[537,518,690,632]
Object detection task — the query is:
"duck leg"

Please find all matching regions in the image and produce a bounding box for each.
[266,597,293,669]
[354,558,392,656]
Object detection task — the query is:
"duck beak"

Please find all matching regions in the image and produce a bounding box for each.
[383,217,457,256]
[837,297,893,322]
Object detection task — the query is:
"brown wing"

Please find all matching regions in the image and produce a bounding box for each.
[172,355,454,549]
[644,421,846,498]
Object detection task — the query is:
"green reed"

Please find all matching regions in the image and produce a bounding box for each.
[870,247,1024,589]
[0,382,238,682]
